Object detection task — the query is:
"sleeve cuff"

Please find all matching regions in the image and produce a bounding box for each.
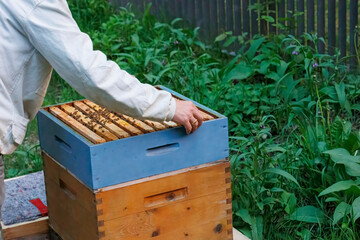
[165,97,176,121]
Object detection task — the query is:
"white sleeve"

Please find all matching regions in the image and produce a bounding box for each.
[22,0,176,121]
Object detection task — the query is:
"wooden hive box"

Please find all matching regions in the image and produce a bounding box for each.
[37,86,229,190]
[43,152,233,240]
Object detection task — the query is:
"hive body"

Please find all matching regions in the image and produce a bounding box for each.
[43,152,233,240]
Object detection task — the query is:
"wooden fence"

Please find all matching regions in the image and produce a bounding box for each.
[112,0,359,67]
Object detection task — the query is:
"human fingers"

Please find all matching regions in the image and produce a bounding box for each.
[193,109,203,127]
[184,118,193,134]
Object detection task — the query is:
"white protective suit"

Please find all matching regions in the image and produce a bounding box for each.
[0,0,176,155]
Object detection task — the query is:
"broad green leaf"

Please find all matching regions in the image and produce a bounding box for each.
[289,206,325,223]
[335,82,346,109]
[324,148,360,164]
[224,61,252,82]
[264,168,301,188]
[246,37,266,60]
[261,15,274,22]
[236,209,252,225]
[333,202,350,225]
[353,197,360,222]
[319,180,358,197]
[251,216,263,240]
[215,33,227,42]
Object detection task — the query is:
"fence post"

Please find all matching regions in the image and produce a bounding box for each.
[277,0,285,34]
[242,0,250,37]
[328,0,336,55]
[268,0,276,34]
[218,0,226,33]
[287,0,295,35]
[226,0,235,32]
[250,0,258,37]
[209,0,218,40]
[339,1,347,59]
[297,0,304,37]
[350,0,358,69]
[317,0,325,53]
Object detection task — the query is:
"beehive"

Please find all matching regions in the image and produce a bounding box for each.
[43,152,233,240]
[37,86,229,189]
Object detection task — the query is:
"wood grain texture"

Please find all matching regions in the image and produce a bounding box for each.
[44,152,232,240]
[43,153,98,240]
[60,104,118,142]
[83,100,143,136]
[48,107,105,144]
[143,120,167,131]
[118,114,155,133]
[73,101,130,139]
[1,217,49,239]
[96,160,230,221]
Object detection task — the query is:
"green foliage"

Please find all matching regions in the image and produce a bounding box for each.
[6,0,360,239]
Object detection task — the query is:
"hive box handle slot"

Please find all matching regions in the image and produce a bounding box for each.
[144,187,188,208]
[146,143,179,156]
[59,179,77,200]
[54,135,72,153]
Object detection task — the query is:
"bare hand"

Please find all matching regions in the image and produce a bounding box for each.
[172,99,203,134]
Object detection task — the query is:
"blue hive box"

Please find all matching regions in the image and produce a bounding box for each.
[37,86,229,190]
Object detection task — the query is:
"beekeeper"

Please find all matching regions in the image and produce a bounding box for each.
[0,0,203,228]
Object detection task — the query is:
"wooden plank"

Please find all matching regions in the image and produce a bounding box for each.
[226,0,234,32]
[73,101,130,139]
[96,160,230,221]
[118,114,156,133]
[218,0,226,33]
[143,120,168,131]
[339,0,347,58]
[242,0,250,36]
[306,0,315,32]
[43,153,98,240]
[287,0,295,35]
[48,107,105,144]
[1,217,49,239]
[268,0,276,34]
[317,0,325,53]
[162,121,179,128]
[297,0,304,37]
[277,0,285,34]
[99,191,230,239]
[202,0,211,39]
[195,0,204,37]
[234,0,242,36]
[350,0,358,69]
[83,100,143,136]
[188,0,196,27]
[328,0,336,55]
[260,0,267,35]
[250,0,258,37]
[60,104,118,142]
[209,0,218,39]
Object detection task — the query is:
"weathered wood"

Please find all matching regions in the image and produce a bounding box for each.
[60,104,118,142]
[1,217,49,240]
[306,0,314,33]
[48,107,106,144]
[350,0,358,69]
[297,0,304,37]
[277,0,285,34]
[83,100,143,136]
[242,0,250,35]
[73,101,130,139]
[250,0,258,37]
[118,114,155,133]
[209,0,218,39]
[143,120,167,131]
[226,0,234,32]
[317,0,325,53]
[218,0,226,33]
[339,0,347,58]
[287,0,295,35]
[328,0,336,55]
[43,152,233,240]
